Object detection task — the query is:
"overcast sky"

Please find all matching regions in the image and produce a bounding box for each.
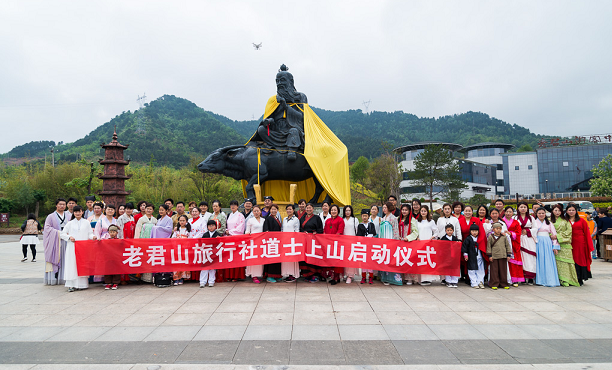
[1,1,611,154]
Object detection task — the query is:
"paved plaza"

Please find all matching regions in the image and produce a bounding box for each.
[1,237,612,369]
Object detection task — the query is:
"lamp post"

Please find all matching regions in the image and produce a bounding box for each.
[545,179,549,199]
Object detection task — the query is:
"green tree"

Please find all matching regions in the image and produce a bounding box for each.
[517,144,533,152]
[590,154,612,196]
[410,144,467,209]
[366,153,402,205]
[468,194,489,207]
[350,156,369,186]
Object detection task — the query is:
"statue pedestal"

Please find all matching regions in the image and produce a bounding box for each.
[253,183,297,219]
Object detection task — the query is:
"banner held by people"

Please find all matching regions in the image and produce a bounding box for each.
[75,232,461,276]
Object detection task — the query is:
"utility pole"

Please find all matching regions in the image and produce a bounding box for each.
[362,100,371,114]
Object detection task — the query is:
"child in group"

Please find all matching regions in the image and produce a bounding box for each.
[171,215,192,285]
[461,223,485,289]
[200,220,220,288]
[440,224,460,288]
[103,225,121,290]
[487,222,513,290]
[357,209,377,284]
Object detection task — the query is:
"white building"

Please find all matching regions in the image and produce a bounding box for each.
[501,152,540,196]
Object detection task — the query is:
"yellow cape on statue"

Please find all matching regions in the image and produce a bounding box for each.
[243,95,351,206]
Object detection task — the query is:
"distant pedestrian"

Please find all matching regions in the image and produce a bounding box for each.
[20,214,42,262]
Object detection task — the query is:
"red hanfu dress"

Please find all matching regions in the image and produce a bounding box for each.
[502,217,525,283]
[570,217,594,284]
[323,216,345,280]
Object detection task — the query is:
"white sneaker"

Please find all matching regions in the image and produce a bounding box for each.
[405,280,413,285]
[21,257,27,262]
[208,283,214,287]
[346,277,352,284]
[200,284,205,288]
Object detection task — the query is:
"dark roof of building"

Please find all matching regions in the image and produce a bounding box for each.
[461,142,515,152]
[393,141,463,154]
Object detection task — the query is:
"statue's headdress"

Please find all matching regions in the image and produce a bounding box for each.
[276,64,294,83]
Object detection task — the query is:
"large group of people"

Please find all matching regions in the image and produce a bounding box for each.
[32,194,608,292]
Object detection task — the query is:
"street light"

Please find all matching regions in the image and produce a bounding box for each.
[545,179,549,198]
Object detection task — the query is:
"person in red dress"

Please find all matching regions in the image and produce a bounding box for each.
[499,207,525,286]
[566,204,594,286]
[458,205,487,284]
[323,204,345,285]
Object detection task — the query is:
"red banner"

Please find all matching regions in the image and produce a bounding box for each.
[75,232,461,276]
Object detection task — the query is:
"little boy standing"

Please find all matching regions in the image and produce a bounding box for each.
[461,224,485,289]
[487,222,512,290]
[440,224,460,288]
[200,220,220,288]
[104,224,121,290]
[357,209,376,284]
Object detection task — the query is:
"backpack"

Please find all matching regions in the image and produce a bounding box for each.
[153,273,173,288]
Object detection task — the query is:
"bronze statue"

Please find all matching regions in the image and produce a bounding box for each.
[250,64,306,161]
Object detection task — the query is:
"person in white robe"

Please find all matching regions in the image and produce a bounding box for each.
[60,206,96,292]
[281,204,300,281]
[417,206,439,285]
[245,206,265,283]
[342,205,360,283]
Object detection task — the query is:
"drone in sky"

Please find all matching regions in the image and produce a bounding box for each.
[252,42,262,50]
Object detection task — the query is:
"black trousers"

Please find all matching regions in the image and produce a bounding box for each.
[22,244,36,259]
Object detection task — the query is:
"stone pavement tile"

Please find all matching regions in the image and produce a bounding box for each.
[541,339,612,360]
[480,301,533,312]
[516,324,583,339]
[74,313,131,327]
[407,301,453,312]
[249,312,293,326]
[0,341,30,363]
[518,301,567,312]
[259,292,296,302]
[193,325,246,341]
[0,326,24,339]
[291,325,340,340]
[149,295,193,305]
[144,325,201,341]
[416,311,467,325]
[369,300,412,312]
[428,324,487,340]
[121,341,189,363]
[0,314,48,327]
[97,303,147,315]
[331,301,372,312]
[94,326,156,341]
[176,302,220,314]
[335,311,380,325]
[242,325,292,340]
[457,311,511,325]
[294,301,333,312]
[176,340,240,363]
[295,293,331,302]
[205,312,252,326]
[443,339,516,363]
[216,301,258,313]
[138,303,182,314]
[338,324,389,340]
[35,314,91,327]
[293,311,336,325]
[289,340,346,364]
[472,324,533,340]
[363,293,405,303]
[0,326,67,342]
[493,339,566,361]
[2,342,88,364]
[58,304,107,316]
[431,291,477,303]
[376,311,424,325]
[117,313,170,326]
[498,311,553,325]
[113,293,157,304]
[447,301,490,312]
[233,340,290,364]
[342,340,403,365]
[561,324,612,338]
[579,311,612,324]
[329,293,367,302]
[590,300,612,310]
[542,311,597,324]
[393,340,460,364]
[187,293,227,303]
[162,313,211,326]
[395,291,440,302]
[46,326,110,341]
[383,324,438,340]
[555,301,608,312]
[223,293,262,302]
[255,301,295,312]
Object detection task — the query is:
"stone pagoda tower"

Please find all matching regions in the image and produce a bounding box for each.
[97,127,131,207]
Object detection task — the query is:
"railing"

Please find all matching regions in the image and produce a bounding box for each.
[496,192,593,200]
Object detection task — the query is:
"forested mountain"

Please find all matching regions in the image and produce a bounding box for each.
[2,95,543,165]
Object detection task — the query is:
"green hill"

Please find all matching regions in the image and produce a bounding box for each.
[2,95,544,165]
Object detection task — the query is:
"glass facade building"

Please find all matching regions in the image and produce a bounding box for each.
[537,143,612,192]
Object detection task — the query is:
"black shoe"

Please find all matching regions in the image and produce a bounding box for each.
[330,280,338,285]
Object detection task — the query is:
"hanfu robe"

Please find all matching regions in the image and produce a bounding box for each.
[418,218,440,283]
[210,212,227,235]
[116,213,134,239]
[188,217,206,238]
[151,215,173,238]
[553,218,579,287]
[219,211,247,282]
[343,216,360,279]
[61,218,94,289]
[134,215,157,282]
[379,213,402,285]
[534,219,560,287]
[399,215,419,282]
[281,215,300,278]
[171,227,192,281]
[571,217,594,284]
[515,214,538,280]
[501,217,525,284]
[94,216,117,240]
[245,217,265,278]
[43,211,69,285]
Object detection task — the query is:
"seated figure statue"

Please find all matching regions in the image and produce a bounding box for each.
[251,64,307,161]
